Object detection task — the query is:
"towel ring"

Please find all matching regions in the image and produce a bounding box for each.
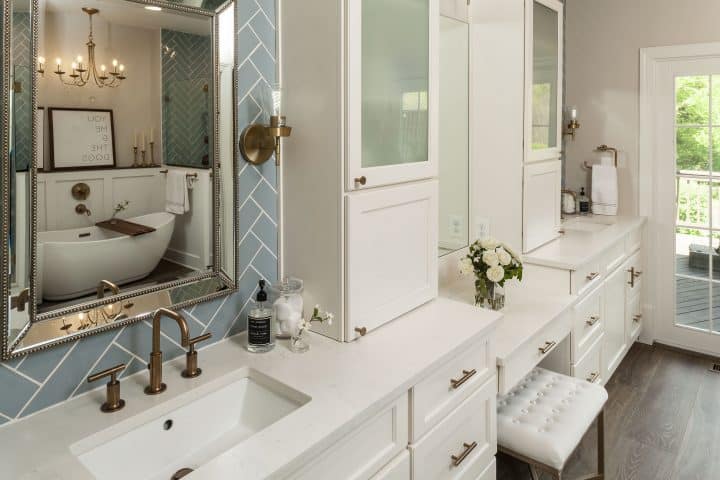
[584,144,618,169]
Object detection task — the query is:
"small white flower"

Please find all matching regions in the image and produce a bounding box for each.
[481,238,499,250]
[496,247,512,266]
[326,313,334,325]
[459,257,474,276]
[486,265,505,283]
[482,251,500,267]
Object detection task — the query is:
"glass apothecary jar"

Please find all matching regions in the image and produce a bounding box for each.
[270,277,304,339]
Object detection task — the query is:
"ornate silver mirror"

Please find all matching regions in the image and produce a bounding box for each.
[2,0,239,358]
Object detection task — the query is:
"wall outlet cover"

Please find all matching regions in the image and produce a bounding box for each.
[474,217,490,240]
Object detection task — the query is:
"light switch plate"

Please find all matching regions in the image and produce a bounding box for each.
[474,217,490,240]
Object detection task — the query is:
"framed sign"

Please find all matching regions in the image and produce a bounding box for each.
[48,108,116,170]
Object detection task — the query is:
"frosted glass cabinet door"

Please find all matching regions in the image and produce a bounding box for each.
[347,0,438,190]
[526,0,563,162]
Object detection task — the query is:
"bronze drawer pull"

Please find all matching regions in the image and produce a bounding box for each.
[450,369,477,389]
[586,272,600,281]
[538,341,557,355]
[627,267,642,287]
[633,314,642,323]
[586,315,600,327]
[354,326,368,336]
[451,441,477,467]
[586,372,600,383]
[354,176,367,186]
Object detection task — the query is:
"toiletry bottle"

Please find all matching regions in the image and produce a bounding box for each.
[578,187,590,215]
[247,280,275,353]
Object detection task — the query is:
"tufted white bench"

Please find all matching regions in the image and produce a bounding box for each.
[497,367,608,480]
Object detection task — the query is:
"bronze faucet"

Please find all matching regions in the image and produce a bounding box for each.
[145,308,190,395]
[97,279,120,299]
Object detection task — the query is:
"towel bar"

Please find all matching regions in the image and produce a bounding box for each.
[159,170,199,179]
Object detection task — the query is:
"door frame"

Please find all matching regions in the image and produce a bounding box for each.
[639,42,720,355]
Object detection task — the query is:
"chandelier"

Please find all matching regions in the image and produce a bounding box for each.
[38,8,127,88]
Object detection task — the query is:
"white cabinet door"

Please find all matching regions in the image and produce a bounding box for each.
[346,181,438,341]
[440,0,470,22]
[602,265,627,379]
[346,0,438,190]
[522,160,561,252]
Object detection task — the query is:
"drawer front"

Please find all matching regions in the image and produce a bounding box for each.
[572,333,603,385]
[571,260,602,295]
[498,310,572,395]
[371,451,410,480]
[291,393,409,480]
[627,292,642,343]
[410,376,496,480]
[625,226,642,254]
[602,239,627,273]
[411,336,494,442]
[572,283,604,360]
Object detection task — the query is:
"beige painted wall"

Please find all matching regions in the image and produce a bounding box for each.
[564,0,720,215]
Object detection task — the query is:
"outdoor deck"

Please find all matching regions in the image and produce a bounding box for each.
[676,254,720,332]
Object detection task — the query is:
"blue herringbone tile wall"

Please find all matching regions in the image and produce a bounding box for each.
[0,0,278,427]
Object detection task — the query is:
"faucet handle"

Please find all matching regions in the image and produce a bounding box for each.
[182,333,212,379]
[87,363,126,413]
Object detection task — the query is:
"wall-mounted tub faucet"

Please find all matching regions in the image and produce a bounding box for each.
[97,280,120,299]
[75,204,92,216]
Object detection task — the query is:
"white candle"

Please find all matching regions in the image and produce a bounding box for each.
[141,132,146,150]
[150,128,155,143]
[133,131,138,148]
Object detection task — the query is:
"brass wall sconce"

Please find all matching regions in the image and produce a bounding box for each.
[240,115,292,166]
[563,105,580,139]
[240,87,291,166]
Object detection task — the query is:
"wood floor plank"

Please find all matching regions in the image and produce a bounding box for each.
[672,371,720,479]
[624,348,705,453]
[611,435,676,480]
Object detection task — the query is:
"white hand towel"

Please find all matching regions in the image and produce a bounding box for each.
[165,170,190,214]
[591,164,618,216]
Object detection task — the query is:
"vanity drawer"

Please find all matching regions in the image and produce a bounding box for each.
[291,393,408,480]
[497,310,572,395]
[601,239,627,274]
[571,260,602,295]
[371,450,410,480]
[476,459,496,480]
[572,283,604,360]
[410,375,496,480]
[572,333,603,385]
[410,335,494,442]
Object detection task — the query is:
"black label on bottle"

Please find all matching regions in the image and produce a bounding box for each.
[579,201,590,213]
[248,316,271,345]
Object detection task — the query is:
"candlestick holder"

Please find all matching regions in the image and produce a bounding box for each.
[132,146,140,167]
[149,141,157,167]
[141,149,147,167]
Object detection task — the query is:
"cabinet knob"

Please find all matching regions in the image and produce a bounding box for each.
[354,326,368,337]
[353,176,367,186]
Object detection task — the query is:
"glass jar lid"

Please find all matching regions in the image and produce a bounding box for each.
[271,277,303,295]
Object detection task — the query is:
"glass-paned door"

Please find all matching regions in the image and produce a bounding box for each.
[674,75,720,333]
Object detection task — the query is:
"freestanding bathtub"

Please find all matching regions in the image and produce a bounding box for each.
[38,212,176,301]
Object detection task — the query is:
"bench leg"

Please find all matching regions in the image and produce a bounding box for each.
[598,409,605,478]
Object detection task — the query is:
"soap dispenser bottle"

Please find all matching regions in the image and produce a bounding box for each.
[578,187,590,215]
[246,280,275,353]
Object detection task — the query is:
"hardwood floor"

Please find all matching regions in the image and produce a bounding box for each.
[497,343,720,479]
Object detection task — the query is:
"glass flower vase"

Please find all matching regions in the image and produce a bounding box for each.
[475,281,505,311]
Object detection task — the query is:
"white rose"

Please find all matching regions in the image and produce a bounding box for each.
[503,244,522,263]
[481,238,499,250]
[486,265,505,283]
[496,247,512,266]
[459,258,474,276]
[482,251,500,267]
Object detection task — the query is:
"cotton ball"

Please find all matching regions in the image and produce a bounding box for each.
[274,301,294,322]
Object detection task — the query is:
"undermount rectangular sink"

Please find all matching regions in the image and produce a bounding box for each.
[71,369,310,480]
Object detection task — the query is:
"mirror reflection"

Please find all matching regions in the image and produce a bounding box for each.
[6,0,238,356]
[438,14,470,257]
[531,0,559,151]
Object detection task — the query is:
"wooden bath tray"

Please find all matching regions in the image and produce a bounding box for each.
[96,219,156,236]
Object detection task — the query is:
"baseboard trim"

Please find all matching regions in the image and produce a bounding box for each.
[653,341,720,362]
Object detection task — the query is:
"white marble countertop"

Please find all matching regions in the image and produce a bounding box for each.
[0,298,501,480]
[439,279,576,365]
[523,215,646,270]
